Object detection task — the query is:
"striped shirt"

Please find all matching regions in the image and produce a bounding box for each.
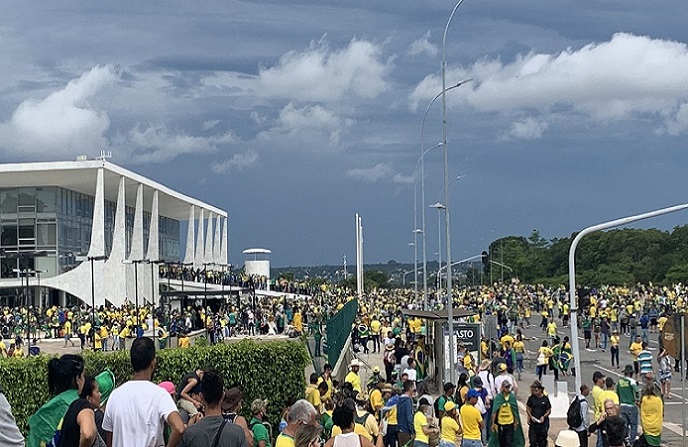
[637,350,653,374]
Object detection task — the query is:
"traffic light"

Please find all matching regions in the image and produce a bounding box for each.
[481,251,490,274]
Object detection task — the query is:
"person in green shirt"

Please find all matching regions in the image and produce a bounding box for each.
[250,399,273,447]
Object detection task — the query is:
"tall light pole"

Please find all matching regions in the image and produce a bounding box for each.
[413,230,422,301]
[568,203,688,392]
[122,259,144,337]
[419,79,472,311]
[441,0,468,385]
[429,203,445,298]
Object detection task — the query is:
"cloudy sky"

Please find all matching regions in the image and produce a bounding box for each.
[2,1,688,267]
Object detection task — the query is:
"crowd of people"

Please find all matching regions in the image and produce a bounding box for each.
[1,275,685,446]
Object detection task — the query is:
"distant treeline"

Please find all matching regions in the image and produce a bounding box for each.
[489,227,688,286]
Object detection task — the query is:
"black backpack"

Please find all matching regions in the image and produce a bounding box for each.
[567,396,583,429]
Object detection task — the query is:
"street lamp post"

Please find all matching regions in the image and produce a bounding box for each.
[419,79,472,311]
[440,0,469,385]
[122,259,144,338]
[430,203,446,301]
[568,202,688,392]
[87,255,107,349]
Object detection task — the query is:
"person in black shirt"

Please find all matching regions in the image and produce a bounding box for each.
[525,381,551,447]
[58,376,103,447]
[589,400,627,447]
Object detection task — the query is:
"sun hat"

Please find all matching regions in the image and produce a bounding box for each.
[555,430,581,447]
[418,397,431,406]
[385,344,395,351]
[251,398,269,414]
[96,369,116,404]
[499,363,507,371]
[222,387,244,412]
[373,365,381,373]
[159,381,176,395]
[350,359,362,368]
[480,359,491,370]
[623,364,634,374]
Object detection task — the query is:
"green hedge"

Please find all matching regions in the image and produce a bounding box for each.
[0,340,309,435]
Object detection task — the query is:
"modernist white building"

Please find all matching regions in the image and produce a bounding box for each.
[0,159,228,308]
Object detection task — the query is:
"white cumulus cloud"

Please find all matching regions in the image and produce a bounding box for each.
[258,103,352,149]
[127,124,234,163]
[506,118,548,140]
[212,149,259,174]
[409,31,438,57]
[0,65,119,158]
[347,163,395,183]
[409,33,688,135]
[259,38,391,102]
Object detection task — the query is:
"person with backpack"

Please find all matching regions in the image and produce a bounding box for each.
[250,399,272,447]
[568,384,590,447]
[434,383,455,420]
[180,369,248,447]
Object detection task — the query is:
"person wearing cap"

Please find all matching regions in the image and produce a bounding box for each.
[367,365,384,390]
[250,399,272,447]
[494,363,518,396]
[346,359,363,393]
[488,380,525,447]
[413,397,438,447]
[440,401,462,447]
[526,381,551,447]
[435,382,455,420]
[460,390,483,447]
[369,377,386,420]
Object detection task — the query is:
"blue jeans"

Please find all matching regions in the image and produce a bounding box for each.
[641,328,649,344]
[601,332,609,349]
[462,439,482,447]
[620,404,639,443]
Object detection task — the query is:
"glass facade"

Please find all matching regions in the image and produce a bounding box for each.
[0,186,181,279]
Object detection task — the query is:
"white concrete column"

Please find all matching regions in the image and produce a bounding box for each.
[205,212,214,265]
[221,217,228,265]
[213,214,222,264]
[127,184,145,302]
[146,190,160,306]
[194,209,205,270]
[103,177,128,307]
[183,205,195,265]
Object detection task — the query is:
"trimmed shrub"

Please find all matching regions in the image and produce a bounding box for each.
[0,339,309,434]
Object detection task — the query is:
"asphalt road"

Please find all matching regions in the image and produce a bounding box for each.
[510,316,688,445]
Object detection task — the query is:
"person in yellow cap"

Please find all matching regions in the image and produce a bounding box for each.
[441,401,462,447]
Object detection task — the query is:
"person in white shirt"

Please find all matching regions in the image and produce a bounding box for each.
[493,363,518,395]
[103,337,186,447]
[402,358,417,382]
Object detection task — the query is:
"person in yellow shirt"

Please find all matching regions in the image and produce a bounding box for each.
[63,320,75,347]
[490,381,525,445]
[317,364,334,401]
[630,335,643,377]
[94,331,102,351]
[345,359,362,393]
[369,378,385,420]
[370,317,382,353]
[292,310,303,334]
[11,343,24,358]
[639,383,664,446]
[413,398,438,447]
[118,325,130,350]
[0,338,6,358]
[305,373,324,414]
[442,401,463,447]
[600,377,619,405]
[610,330,620,368]
[591,371,606,419]
[100,326,109,351]
[178,330,191,348]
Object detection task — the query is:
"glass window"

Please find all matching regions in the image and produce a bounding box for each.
[18,218,35,239]
[1,225,17,247]
[36,187,56,213]
[0,191,17,214]
[37,223,57,246]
